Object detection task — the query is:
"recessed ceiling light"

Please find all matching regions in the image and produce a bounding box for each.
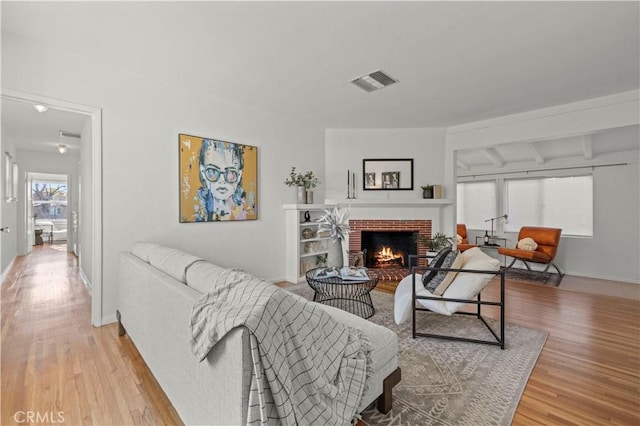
[33,104,48,113]
[57,144,67,154]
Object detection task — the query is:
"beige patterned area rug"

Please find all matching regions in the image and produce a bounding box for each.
[286,284,548,426]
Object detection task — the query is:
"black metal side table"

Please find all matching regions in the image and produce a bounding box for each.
[305,268,379,319]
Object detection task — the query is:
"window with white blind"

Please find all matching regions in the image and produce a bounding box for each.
[504,175,593,236]
[457,181,496,230]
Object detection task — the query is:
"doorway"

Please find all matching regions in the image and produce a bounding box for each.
[30,173,70,249]
[0,89,103,326]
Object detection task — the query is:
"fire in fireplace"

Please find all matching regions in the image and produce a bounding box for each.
[361,231,418,269]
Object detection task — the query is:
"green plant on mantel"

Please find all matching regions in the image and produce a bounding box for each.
[284,167,319,189]
[420,184,434,190]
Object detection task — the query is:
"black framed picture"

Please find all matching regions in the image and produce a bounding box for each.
[363,159,413,191]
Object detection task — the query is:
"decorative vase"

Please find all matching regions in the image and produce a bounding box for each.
[296,186,306,204]
[306,189,313,204]
[336,240,345,267]
[423,188,434,199]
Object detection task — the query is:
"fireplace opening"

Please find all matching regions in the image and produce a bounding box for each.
[361,231,418,269]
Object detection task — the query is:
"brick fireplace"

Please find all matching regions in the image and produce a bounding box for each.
[348,219,432,281]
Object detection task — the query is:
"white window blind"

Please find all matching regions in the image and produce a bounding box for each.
[457,181,496,230]
[505,176,593,236]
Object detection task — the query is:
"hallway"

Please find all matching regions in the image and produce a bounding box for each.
[1,245,180,425]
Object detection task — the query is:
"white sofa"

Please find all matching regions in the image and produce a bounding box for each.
[118,242,400,425]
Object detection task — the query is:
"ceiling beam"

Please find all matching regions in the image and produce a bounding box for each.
[483,147,504,167]
[526,142,545,164]
[583,134,593,160]
[457,159,470,170]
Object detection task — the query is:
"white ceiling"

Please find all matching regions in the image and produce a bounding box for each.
[2,98,87,154]
[2,1,639,164]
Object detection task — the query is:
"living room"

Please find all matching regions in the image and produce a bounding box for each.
[1,1,639,425]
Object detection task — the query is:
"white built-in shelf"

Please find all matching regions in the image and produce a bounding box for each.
[323,199,453,208]
[300,237,329,243]
[300,251,329,258]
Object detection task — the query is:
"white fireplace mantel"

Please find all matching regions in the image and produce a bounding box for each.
[323,199,452,208]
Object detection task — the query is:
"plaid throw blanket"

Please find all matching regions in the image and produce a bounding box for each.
[190,268,371,426]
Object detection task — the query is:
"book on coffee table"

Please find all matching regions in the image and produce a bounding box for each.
[339,266,370,281]
[313,267,340,279]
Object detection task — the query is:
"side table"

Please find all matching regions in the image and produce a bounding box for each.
[305,268,379,319]
[475,236,508,266]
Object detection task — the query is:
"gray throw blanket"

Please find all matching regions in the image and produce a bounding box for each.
[190,268,371,426]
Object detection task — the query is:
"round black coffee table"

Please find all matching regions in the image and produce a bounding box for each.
[305,268,379,319]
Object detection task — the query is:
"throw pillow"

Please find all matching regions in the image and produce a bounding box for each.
[456,233,463,244]
[432,253,463,296]
[421,247,451,287]
[517,237,538,251]
[424,249,459,294]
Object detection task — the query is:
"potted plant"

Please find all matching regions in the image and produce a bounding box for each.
[317,206,351,266]
[413,232,451,252]
[284,167,320,203]
[421,184,434,199]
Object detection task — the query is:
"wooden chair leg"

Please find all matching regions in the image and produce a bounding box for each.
[376,367,401,414]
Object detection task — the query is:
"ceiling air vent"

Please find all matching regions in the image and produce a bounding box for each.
[350,69,399,92]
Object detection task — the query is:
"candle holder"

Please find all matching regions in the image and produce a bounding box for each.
[346,170,357,199]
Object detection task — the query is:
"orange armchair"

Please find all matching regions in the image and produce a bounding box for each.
[456,224,476,252]
[498,226,563,277]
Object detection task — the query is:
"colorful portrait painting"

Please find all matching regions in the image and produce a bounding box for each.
[179,134,257,222]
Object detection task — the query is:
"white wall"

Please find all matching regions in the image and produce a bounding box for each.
[2,32,326,324]
[1,129,18,274]
[325,128,447,201]
[562,160,639,282]
[325,127,450,231]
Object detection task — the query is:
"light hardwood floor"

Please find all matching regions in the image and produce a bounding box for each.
[2,245,639,425]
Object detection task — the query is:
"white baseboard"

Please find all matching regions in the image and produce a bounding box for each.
[563,269,640,285]
[101,313,117,325]
[79,268,92,294]
[0,256,17,285]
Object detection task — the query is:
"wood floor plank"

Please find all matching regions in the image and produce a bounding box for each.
[2,245,639,425]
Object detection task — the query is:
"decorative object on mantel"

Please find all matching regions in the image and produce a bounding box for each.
[362,158,414,191]
[317,206,351,266]
[433,184,442,199]
[284,167,319,204]
[420,184,434,199]
[346,169,357,199]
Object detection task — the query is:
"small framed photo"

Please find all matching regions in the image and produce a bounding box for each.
[364,172,376,189]
[381,171,399,189]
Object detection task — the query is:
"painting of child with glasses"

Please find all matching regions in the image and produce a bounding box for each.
[180,134,257,222]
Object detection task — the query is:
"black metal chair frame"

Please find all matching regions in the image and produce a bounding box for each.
[503,256,564,279]
[409,254,506,349]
